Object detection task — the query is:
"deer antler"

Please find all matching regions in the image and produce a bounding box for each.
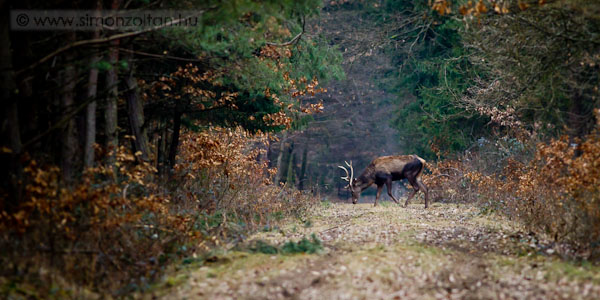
[338,165,350,182]
[345,160,354,184]
[338,161,354,187]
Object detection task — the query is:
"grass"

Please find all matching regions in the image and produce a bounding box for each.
[249,234,323,255]
[537,258,600,283]
[281,234,322,254]
[163,274,189,288]
[155,202,600,299]
[378,200,401,207]
[147,233,325,296]
[320,199,332,208]
[178,251,314,283]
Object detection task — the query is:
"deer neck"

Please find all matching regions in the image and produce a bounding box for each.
[354,177,373,192]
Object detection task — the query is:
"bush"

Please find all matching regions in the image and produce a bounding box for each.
[172,127,317,227]
[0,127,318,298]
[428,110,600,257]
[510,132,600,253]
[423,159,477,204]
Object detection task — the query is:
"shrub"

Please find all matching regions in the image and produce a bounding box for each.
[172,127,317,228]
[424,110,600,257]
[0,127,318,297]
[423,159,477,204]
[0,146,180,296]
[462,111,600,257]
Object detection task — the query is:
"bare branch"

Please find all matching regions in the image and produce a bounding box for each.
[118,47,204,62]
[17,9,211,75]
[266,15,306,47]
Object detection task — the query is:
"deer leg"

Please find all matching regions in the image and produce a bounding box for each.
[386,178,400,204]
[375,184,383,207]
[404,189,416,207]
[404,178,420,208]
[417,178,429,208]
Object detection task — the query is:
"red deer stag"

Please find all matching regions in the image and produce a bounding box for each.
[338,155,429,208]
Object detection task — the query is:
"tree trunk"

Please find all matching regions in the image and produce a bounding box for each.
[84,0,101,168]
[568,90,586,138]
[105,0,121,170]
[60,32,78,183]
[298,146,308,190]
[12,17,35,138]
[0,0,22,208]
[0,3,20,155]
[4,102,21,155]
[266,134,273,167]
[274,132,287,184]
[157,120,168,176]
[283,141,295,185]
[168,111,182,172]
[124,48,150,161]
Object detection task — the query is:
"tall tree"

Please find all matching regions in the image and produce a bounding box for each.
[104,0,121,169]
[59,32,78,183]
[298,146,308,190]
[0,0,22,206]
[0,0,20,155]
[84,0,102,168]
[124,48,149,161]
[167,101,184,171]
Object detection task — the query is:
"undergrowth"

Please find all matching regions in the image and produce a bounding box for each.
[425,110,600,259]
[0,127,318,298]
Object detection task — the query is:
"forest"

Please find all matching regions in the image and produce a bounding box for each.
[1,0,600,298]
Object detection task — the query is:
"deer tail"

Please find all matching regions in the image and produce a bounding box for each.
[415,155,426,179]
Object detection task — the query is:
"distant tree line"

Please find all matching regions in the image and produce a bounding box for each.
[380,0,599,158]
[0,0,343,207]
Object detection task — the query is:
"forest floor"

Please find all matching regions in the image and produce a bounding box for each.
[155,201,600,299]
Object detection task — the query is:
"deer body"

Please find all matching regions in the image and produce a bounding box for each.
[339,155,429,208]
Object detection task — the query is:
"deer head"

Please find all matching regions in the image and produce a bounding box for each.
[338,161,359,204]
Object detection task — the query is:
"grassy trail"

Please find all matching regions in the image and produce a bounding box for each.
[159,202,600,299]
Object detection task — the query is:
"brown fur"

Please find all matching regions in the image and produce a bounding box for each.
[349,155,429,208]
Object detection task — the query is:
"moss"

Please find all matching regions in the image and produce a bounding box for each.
[164,274,189,288]
[248,234,323,254]
[543,259,600,283]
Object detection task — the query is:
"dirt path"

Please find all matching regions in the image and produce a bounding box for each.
[160,202,600,299]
